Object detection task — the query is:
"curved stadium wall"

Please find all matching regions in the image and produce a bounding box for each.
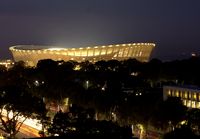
[9,43,155,67]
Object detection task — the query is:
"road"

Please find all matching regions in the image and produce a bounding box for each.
[0,124,40,138]
[18,124,40,138]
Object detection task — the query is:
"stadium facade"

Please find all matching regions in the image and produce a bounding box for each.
[9,43,155,66]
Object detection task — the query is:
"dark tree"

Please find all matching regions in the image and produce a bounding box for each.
[187,108,200,134]
[151,97,187,131]
[0,86,47,138]
[163,126,199,139]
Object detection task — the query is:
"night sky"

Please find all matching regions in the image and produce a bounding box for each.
[0,0,200,61]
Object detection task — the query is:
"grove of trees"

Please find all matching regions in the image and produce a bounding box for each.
[0,56,200,138]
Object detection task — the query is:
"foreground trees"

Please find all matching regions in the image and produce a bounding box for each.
[186,108,200,134]
[0,57,200,138]
[0,85,47,137]
[48,105,133,139]
[151,97,187,131]
[163,126,199,139]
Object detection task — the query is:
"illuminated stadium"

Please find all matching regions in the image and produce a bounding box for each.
[9,43,155,66]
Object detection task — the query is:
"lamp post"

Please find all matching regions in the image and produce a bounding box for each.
[86,80,89,89]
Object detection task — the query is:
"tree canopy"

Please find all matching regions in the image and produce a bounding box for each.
[0,85,47,137]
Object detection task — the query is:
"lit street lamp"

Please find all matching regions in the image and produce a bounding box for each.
[86,80,89,89]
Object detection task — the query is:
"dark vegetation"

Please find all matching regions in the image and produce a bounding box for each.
[0,57,200,138]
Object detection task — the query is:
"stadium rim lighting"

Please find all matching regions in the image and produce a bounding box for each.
[9,43,156,67]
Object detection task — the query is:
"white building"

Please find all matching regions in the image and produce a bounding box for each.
[163,86,200,109]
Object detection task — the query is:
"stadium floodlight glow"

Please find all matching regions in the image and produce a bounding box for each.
[9,43,156,67]
[47,48,66,51]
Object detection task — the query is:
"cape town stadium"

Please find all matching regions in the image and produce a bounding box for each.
[9,43,155,66]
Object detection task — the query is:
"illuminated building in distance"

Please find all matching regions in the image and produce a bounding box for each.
[163,86,200,109]
[0,59,14,68]
[9,43,155,66]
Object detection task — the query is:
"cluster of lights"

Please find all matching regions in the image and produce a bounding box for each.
[10,45,154,58]
[164,86,200,109]
[136,93,142,96]
[10,43,155,53]
[9,43,155,66]
[0,60,14,68]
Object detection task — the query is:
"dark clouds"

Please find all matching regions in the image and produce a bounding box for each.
[0,0,200,60]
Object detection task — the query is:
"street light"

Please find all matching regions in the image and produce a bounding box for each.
[86,80,89,89]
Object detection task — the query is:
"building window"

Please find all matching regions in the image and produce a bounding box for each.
[198,94,200,101]
[197,102,200,109]
[176,91,179,97]
[193,93,197,100]
[184,92,188,99]
[183,99,187,106]
[168,90,171,96]
[172,90,176,97]
[191,101,196,108]
[189,92,192,99]
[187,100,191,107]
[180,91,183,98]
